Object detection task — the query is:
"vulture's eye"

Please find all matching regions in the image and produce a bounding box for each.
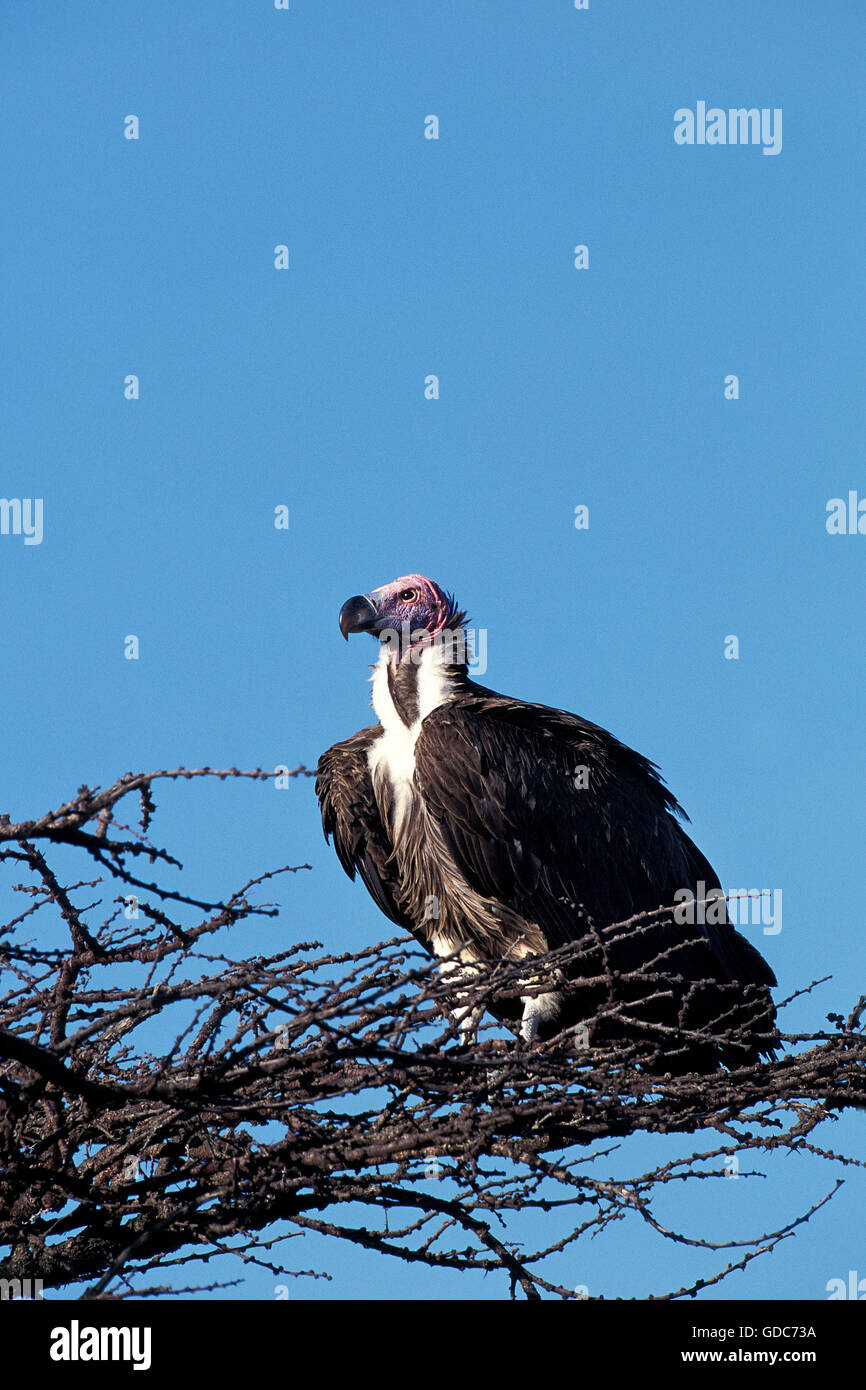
[400,588,419,602]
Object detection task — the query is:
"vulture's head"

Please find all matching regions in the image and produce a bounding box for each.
[339,574,467,659]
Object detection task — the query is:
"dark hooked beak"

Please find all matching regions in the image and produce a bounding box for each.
[339,593,379,640]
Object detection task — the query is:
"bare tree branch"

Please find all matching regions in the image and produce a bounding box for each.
[0,769,862,1300]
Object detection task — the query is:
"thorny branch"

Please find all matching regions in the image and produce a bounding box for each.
[0,768,862,1300]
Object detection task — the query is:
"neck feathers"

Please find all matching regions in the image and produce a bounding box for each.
[371,644,466,731]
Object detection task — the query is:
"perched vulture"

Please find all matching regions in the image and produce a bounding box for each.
[316,575,778,1071]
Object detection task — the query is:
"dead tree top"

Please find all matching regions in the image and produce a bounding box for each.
[0,769,862,1300]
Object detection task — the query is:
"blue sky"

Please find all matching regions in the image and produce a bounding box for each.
[1,1,863,1300]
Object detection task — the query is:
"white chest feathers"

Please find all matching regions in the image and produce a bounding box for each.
[366,646,455,832]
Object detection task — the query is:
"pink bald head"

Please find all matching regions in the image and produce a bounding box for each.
[338,574,467,648]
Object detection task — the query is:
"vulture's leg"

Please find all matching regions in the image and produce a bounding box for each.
[455,1004,483,1046]
[433,942,483,1046]
[519,989,562,1043]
